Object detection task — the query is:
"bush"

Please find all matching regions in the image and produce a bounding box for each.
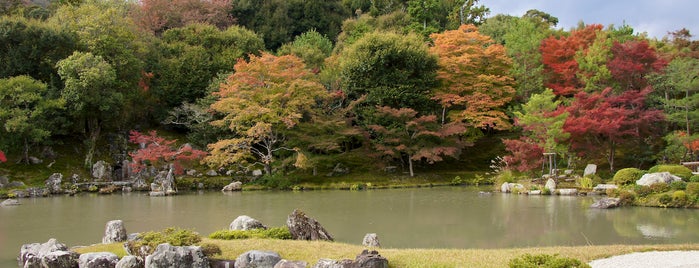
[634,185,653,197]
[649,183,670,194]
[690,175,699,183]
[648,165,693,180]
[495,170,517,185]
[687,182,699,197]
[584,174,603,186]
[509,253,590,268]
[671,190,693,207]
[670,180,687,190]
[658,193,672,206]
[256,173,294,190]
[198,243,222,257]
[618,190,636,206]
[451,176,463,185]
[612,168,644,185]
[126,227,201,256]
[208,227,292,240]
[578,177,593,190]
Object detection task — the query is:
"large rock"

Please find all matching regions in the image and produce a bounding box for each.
[230,215,267,231]
[131,175,149,191]
[0,175,8,188]
[222,181,242,192]
[590,198,621,209]
[557,188,579,195]
[286,209,334,241]
[584,164,597,176]
[41,250,79,268]
[593,184,618,192]
[45,173,63,194]
[353,250,388,268]
[19,238,69,267]
[78,252,119,268]
[143,243,209,268]
[500,182,524,193]
[92,160,113,181]
[636,172,683,186]
[544,178,556,192]
[362,233,381,247]
[274,259,308,268]
[1,198,20,206]
[102,220,127,244]
[115,255,143,268]
[150,168,176,196]
[312,259,352,268]
[235,250,281,268]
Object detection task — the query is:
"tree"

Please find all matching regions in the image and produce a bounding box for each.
[0,150,6,163]
[277,29,334,71]
[128,130,207,174]
[563,87,664,172]
[0,76,64,163]
[206,53,329,175]
[650,57,699,135]
[129,0,234,35]
[429,24,515,132]
[607,40,666,92]
[56,52,120,168]
[368,106,465,177]
[503,17,550,101]
[540,24,602,96]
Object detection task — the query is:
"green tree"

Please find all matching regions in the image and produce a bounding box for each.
[650,57,699,135]
[56,52,120,169]
[206,53,329,175]
[277,29,334,70]
[503,17,550,102]
[0,76,65,163]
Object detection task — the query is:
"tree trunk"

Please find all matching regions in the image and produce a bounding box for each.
[441,106,447,125]
[23,137,29,164]
[84,118,100,169]
[608,141,616,173]
[408,155,414,177]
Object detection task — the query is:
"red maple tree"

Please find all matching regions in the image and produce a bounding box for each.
[607,40,667,91]
[502,137,544,172]
[540,24,602,96]
[563,87,664,172]
[128,130,207,175]
[0,150,6,163]
[130,0,234,35]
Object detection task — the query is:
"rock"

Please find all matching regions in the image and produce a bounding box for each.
[225,170,236,176]
[544,178,556,192]
[210,259,236,268]
[326,163,350,176]
[636,172,683,186]
[92,160,112,181]
[149,168,176,196]
[45,173,63,194]
[206,170,219,176]
[286,209,334,241]
[384,166,397,173]
[528,190,541,195]
[19,238,69,267]
[78,252,119,268]
[70,174,82,184]
[7,180,25,188]
[149,191,166,197]
[362,233,381,247]
[197,183,205,189]
[41,250,79,268]
[312,258,353,268]
[500,182,524,193]
[102,220,127,244]
[583,164,597,176]
[186,169,198,176]
[230,215,267,231]
[353,250,389,268]
[222,181,242,192]
[131,175,149,191]
[235,250,281,268]
[115,255,143,268]
[252,169,263,177]
[29,156,43,164]
[274,259,308,268]
[590,198,621,209]
[144,243,209,268]
[593,184,618,192]
[557,188,579,195]
[1,198,20,206]
[0,175,8,187]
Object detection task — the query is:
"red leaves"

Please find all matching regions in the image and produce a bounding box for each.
[128,130,207,174]
[502,137,544,172]
[0,150,6,163]
[540,24,602,96]
[608,40,667,90]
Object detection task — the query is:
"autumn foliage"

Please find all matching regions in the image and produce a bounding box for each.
[0,150,6,163]
[540,24,602,96]
[130,0,234,35]
[128,130,207,175]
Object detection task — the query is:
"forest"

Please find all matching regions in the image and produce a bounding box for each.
[1,0,698,183]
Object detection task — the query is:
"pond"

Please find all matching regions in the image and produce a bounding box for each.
[2,187,698,265]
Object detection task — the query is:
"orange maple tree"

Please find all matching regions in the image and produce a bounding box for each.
[540,24,602,96]
[429,24,515,130]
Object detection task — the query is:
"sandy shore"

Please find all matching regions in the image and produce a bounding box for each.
[589,251,699,268]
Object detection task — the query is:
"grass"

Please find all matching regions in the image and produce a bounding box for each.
[74,239,699,268]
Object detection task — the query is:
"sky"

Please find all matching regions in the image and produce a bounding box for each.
[481,0,699,39]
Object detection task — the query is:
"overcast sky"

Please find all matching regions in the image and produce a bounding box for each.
[481,0,699,39]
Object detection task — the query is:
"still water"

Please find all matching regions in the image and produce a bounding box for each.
[2,187,698,265]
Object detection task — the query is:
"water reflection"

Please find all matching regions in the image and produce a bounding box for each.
[1,187,698,266]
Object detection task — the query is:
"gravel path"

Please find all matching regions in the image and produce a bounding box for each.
[589,251,699,268]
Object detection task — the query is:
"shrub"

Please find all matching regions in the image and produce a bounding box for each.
[658,193,673,206]
[634,185,653,197]
[612,168,644,185]
[451,176,463,185]
[509,253,590,268]
[671,190,693,207]
[670,180,687,190]
[198,243,221,257]
[585,174,603,185]
[208,227,292,240]
[648,165,693,180]
[690,175,699,183]
[618,190,636,206]
[495,170,517,185]
[256,173,294,190]
[578,177,593,190]
[126,227,201,256]
[542,188,551,195]
[606,188,620,197]
[687,182,699,197]
[649,183,670,194]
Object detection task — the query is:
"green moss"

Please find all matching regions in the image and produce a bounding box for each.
[208,227,292,240]
[125,227,202,256]
[612,168,644,185]
[648,165,693,180]
[508,253,590,268]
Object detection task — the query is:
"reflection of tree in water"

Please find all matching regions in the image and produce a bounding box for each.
[603,207,699,241]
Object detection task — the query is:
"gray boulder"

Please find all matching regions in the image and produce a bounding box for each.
[312,259,352,268]
[45,173,63,194]
[584,164,597,176]
[19,238,69,267]
[274,259,308,268]
[206,170,219,176]
[92,160,113,181]
[0,175,8,188]
[557,188,578,195]
[230,215,267,231]
[353,250,388,268]
[593,184,618,192]
[590,198,621,209]
[500,182,524,193]
[41,250,79,268]
[102,220,127,244]
[29,156,43,164]
[235,250,281,268]
[7,180,26,188]
[144,243,209,268]
[252,169,263,177]
[115,255,143,268]
[362,233,381,247]
[286,209,334,241]
[636,172,683,186]
[1,198,20,206]
[544,178,556,192]
[149,168,176,196]
[78,252,119,268]
[131,175,149,191]
[222,181,242,192]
